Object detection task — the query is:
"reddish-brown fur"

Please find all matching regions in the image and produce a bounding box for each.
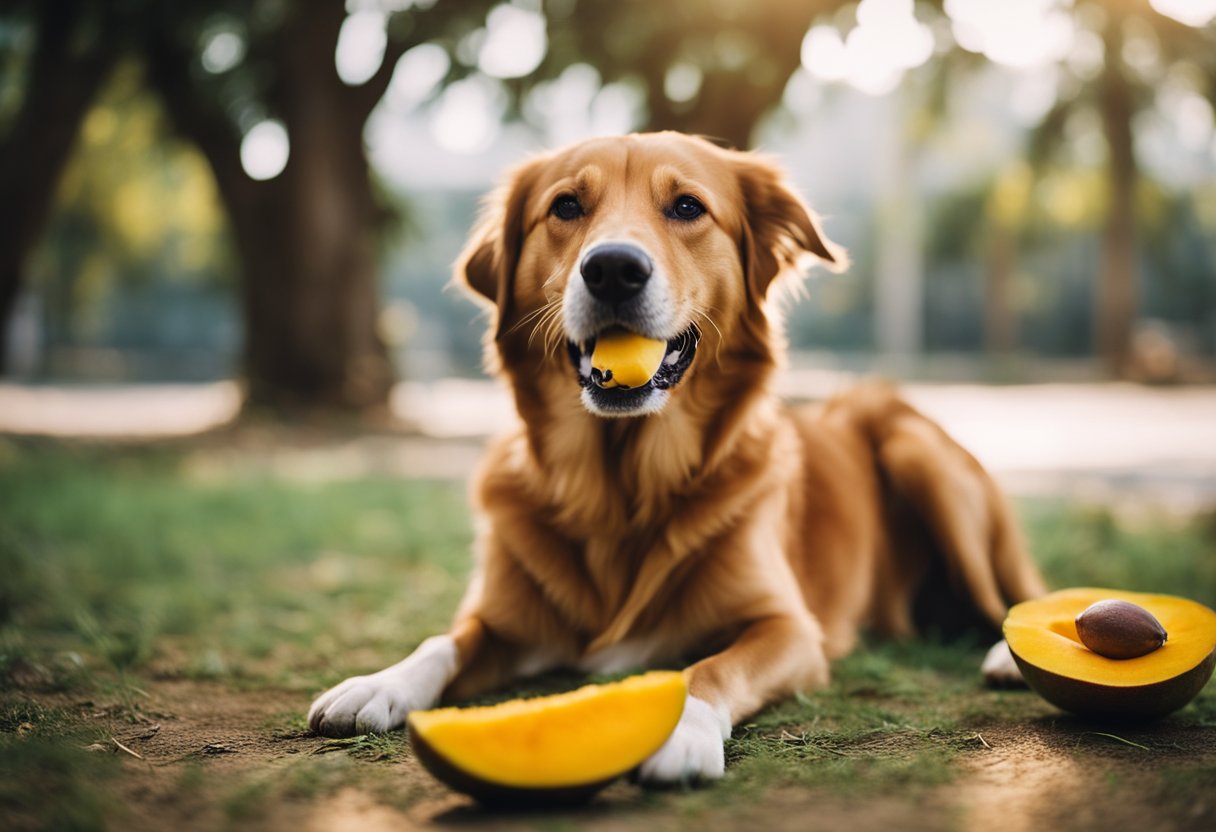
[447,132,1046,725]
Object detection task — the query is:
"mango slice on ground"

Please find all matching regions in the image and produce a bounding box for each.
[408,670,686,806]
[590,331,667,388]
[1004,587,1216,720]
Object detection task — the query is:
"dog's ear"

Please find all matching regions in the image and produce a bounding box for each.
[455,157,542,339]
[734,153,847,301]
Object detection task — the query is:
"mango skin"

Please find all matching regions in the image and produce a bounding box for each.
[590,332,667,389]
[1010,647,1214,721]
[411,731,614,808]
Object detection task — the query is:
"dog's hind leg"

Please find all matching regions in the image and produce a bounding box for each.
[874,412,1046,630]
[987,491,1048,605]
[873,411,1046,688]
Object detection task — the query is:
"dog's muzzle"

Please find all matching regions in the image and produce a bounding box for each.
[563,241,698,416]
[567,326,699,416]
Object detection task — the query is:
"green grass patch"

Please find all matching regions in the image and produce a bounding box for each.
[0,735,119,832]
[0,440,473,691]
[1021,499,1216,608]
[0,699,114,832]
[0,438,1214,827]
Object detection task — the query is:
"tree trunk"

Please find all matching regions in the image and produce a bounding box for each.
[874,95,924,365]
[238,1,394,413]
[0,1,118,372]
[1097,19,1138,374]
[985,222,1017,354]
[146,0,395,414]
[234,137,394,414]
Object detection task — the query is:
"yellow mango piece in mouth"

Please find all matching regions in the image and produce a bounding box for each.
[590,331,667,389]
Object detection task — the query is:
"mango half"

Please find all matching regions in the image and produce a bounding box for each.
[407,671,686,806]
[1005,588,1216,720]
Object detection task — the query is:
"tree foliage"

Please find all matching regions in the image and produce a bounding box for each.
[4,0,1216,399]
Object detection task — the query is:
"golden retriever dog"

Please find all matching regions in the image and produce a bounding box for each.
[308,132,1046,782]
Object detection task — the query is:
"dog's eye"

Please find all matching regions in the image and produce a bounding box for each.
[550,195,584,221]
[668,195,706,221]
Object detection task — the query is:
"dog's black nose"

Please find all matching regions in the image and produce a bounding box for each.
[580,244,652,303]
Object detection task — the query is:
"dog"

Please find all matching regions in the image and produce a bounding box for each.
[308,132,1045,782]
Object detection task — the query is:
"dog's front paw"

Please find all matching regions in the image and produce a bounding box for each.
[308,635,457,738]
[981,639,1026,688]
[637,695,731,785]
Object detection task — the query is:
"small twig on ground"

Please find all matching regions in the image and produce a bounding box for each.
[1084,731,1151,752]
[111,737,145,760]
[974,733,992,749]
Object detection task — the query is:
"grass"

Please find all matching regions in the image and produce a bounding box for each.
[1021,499,1216,608]
[0,439,471,693]
[1,436,1214,830]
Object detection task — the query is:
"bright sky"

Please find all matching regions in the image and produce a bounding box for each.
[944,0,1075,70]
[335,10,388,86]
[240,120,289,181]
[1150,0,1216,26]
[385,43,450,111]
[803,0,934,96]
[477,4,546,79]
[800,0,1216,95]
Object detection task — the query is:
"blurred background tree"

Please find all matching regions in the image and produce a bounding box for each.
[0,0,123,376]
[539,0,844,149]
[1024,0,1216,371]
[139,0,509,413]
[1,0,1214,417]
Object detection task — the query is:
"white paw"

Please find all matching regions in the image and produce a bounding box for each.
[981,640,1025,687]
[308,635,457,737]
[637,695,731,785]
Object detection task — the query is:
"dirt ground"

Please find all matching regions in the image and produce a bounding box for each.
[11,676,1207,832]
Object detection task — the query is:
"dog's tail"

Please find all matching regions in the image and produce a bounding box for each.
[834,382,1048,632]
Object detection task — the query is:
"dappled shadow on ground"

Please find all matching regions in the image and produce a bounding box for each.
[954,715,1215,832]
[4,674,1212,832]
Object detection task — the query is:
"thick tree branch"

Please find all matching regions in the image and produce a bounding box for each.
[350,0,501,124]
[143,20,258,226]
[0,4,116,244]
[0,0,120,370]
[350,28,413,124]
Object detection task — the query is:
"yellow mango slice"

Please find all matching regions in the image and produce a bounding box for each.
[590,331,667,388]
[408,671,687,805]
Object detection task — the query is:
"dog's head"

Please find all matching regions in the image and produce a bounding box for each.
[457,132,844,418]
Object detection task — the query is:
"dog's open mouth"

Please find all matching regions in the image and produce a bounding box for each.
[567,326,699,416]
